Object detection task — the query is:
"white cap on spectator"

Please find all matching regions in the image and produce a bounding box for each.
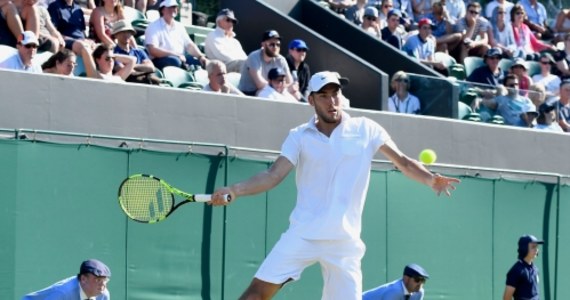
[18,31,39,46]
[160,0,178,8]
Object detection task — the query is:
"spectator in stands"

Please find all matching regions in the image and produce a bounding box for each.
[381,9,405,50]
[403,18,447,73]
[553,33,570,77]
[485,0,513,23]
[286,39,310,100]
[510,58,533,95]
[344,0,367,26]
[445,0,465,25]
[48,0,95,55]
[204,8,247,73]
[532,53,560,98]
[203,59,243,95]
[323,0,356,14]
[429,2,461,54]
[467,48,507,86]
[535,102,564,132]
[257,67,298,102]
[390,0,412,30]
[36,0,64,52]
[511,4,555,61]
[378,0,393,28]
[482,73,537,127]
[361,6,381,38]
[0,0,24,47]
[41,48,76,75]
[111,20,156,82]
[454,2,489,64]
[83,43,135,81]
[387,70,421,114]
[144,0,206,71]
[0,31,41,72]
[89,0,124,46]
[13,0,39,37]
[553,9,570,43]
[555,79,570,132]
[489,5,516,58]
[124,0,154,14]
[238,29,292,96]
[412,0,432,22]
[518,0,550,39]
[528,82,546,108]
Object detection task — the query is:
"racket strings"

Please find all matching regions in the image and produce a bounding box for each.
[119,177,173,222]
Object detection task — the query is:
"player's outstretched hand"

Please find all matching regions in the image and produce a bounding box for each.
[209,187,235,206]
[431,174,460,196]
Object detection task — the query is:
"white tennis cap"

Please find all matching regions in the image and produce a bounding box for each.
[308,71,342,93]
[18,31,39,46]
[160,0,178,8]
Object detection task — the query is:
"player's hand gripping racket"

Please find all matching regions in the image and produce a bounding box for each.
[118,174,231,223]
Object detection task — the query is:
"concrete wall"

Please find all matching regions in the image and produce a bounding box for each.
[0,69,569,176]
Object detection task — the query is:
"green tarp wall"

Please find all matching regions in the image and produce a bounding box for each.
[1,139,568,299]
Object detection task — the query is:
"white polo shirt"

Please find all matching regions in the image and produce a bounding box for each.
[144,18,193,58]
[281,112,390,240]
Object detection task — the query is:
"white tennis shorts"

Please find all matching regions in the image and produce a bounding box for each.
[255,230,366,300]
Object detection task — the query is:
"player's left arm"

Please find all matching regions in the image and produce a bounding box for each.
[378,140,460,196]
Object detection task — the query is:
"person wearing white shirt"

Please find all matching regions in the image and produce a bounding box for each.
[0,31,43,73]
[204,8,247,73]
[258,67,298,102]
[388,71,421,114]
[532,53,561,99]
[144,0,207,70]
[203,59,244,95]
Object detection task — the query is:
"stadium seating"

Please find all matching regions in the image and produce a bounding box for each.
[162,66,203,90]
[499,58,514,72]
[193,68,208,86]
[463,56,485,78]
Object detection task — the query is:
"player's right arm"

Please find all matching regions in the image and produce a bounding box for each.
[209,156,294,205]
[502,285,515,300]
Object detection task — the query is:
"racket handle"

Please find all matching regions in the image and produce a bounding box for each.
[194,194,231,203]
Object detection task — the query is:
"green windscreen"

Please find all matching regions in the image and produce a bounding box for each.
[1,139,567,300]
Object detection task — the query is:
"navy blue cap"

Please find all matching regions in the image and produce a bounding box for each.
[217,8,238,23]
[80,259,111,277]
[485,47,502,58]
[387,9,402,19]
[289,39,309,50]
[268,67,287,80]
[518,234,544,246]
[403,263,429,278]
[262,30,281,41]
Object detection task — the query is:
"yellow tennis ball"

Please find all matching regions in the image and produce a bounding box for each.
[419,149,437,165]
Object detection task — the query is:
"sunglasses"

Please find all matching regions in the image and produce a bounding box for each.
[469,10,480,15]
[383,4,393,8]
[497,11,505,14]
[516,11,525,15]
[225,17,236,24]
[293,48,307,52]
[365,16,377,21]
[396,78,409,83]
[488,56,500,60]
[23,44,38,49]
[268,42,281,48]
[506,83,518,88]
[540,61,551,65]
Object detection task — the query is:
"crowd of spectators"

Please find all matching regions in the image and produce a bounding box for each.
[1,0,569,132]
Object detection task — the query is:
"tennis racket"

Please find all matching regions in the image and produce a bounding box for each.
[118,174,230,223]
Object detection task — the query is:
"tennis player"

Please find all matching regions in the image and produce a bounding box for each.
[211,71,460,300]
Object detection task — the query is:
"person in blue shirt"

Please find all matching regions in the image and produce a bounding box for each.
[22,259,111,300]
[467,47,508,86]
[503,234,544,300]
[363,264,429,300]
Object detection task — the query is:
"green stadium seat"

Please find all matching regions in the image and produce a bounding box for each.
[463,56,485,78]
[162,66,203,90]
[499,58,514,72]
[458,101,473,120]
[193,68,208,86]
[526,61,541,77]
